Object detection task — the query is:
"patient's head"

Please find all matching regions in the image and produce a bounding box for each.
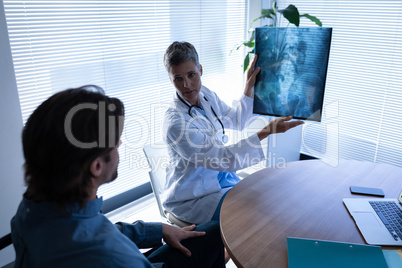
[22,85,124,209]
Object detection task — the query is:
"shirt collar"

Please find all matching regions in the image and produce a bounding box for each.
[173,86,206,108]
[22,197,104,219]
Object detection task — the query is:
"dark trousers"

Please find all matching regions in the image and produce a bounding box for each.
[147,221,225,268]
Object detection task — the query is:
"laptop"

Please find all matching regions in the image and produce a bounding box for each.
[343,189,402,246]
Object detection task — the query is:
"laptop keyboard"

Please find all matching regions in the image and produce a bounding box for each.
[369,201,402,241]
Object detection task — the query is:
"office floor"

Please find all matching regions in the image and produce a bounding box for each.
[106,194,237,268]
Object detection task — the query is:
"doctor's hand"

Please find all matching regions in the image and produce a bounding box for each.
[244,54,261,98]
[257,116,304,141]
[162,223,206,257]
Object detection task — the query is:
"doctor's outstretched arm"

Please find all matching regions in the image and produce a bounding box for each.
[257,116,304,141]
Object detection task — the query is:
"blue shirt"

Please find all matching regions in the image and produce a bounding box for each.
[196,106,241,189]
[11,197,164,268]
[217,171,240,188]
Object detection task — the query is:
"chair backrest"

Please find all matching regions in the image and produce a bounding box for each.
[143,142,169,220]
[143,142,193,227]
[0,233,12,250]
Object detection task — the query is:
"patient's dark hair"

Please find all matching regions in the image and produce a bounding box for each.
[22,85,124,210]
[164,41,200,71]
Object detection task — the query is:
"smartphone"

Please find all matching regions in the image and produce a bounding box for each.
[350,186,385,197]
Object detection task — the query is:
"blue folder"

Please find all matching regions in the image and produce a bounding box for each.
[287,237,388,268]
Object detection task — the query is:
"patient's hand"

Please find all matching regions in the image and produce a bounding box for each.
[162,223,205,257]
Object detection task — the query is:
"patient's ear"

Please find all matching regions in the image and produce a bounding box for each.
[89,157,103,178]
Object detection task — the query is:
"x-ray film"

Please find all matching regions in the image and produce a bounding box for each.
[253,27,332,121]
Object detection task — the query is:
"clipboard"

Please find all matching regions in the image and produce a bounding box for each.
[287,237,388,268]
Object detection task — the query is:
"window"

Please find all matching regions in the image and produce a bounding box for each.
[3,0,248,203]
[271,0,402,167]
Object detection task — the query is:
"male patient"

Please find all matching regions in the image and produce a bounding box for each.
[11,85,225,268]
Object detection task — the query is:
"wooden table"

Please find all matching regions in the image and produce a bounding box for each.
[220,159,402,268]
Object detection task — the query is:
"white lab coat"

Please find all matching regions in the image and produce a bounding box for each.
[162,85,265,224]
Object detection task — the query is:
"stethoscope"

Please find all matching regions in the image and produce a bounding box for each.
[176,93,229,143]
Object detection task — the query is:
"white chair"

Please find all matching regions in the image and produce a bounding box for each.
[143,142,192,228]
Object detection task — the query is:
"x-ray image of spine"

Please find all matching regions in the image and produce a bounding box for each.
[253,27,332,122]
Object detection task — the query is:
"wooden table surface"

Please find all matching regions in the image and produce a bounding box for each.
[220,159,402,268]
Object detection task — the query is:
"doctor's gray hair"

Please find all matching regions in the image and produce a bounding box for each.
[164,41,200,71]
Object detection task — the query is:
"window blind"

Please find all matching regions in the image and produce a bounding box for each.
[272,0,402,167]
[4,0,248,200]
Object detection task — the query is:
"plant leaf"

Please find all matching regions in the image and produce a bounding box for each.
[243,50,255,72]
[300,14,322,26]
[249,31,255,42]
[243,41,255,48]
[253,14,273,22]
[272,1,278,26]
[243,53,250,72]
[261,8,276,17]
[278,4,300,26]
[253,9,276,23]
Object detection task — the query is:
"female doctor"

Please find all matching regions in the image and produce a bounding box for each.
[162,41,304,224]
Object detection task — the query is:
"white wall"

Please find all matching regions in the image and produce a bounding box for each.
[248,0,262,27]
[0,2,26,266]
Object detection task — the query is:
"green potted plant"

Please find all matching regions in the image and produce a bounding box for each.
[236,1,322,72]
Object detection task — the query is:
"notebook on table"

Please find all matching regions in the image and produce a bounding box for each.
[343,189,402,246]
[287,237,389,268]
